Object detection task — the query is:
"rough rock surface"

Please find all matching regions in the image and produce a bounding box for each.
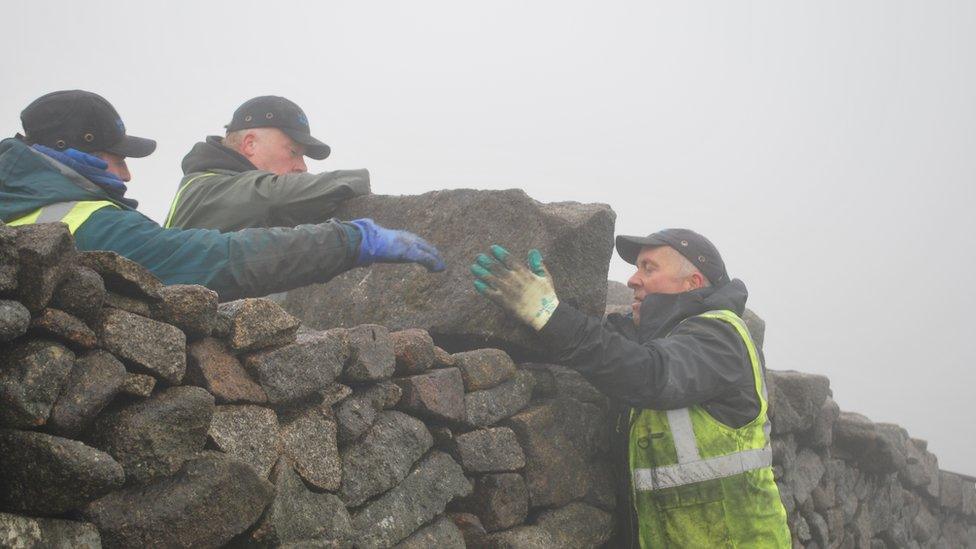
[251,458,355,547]
[391,328,436,375]
[76,250,161,301]
[208,404,279,478]
[219,298,300,352]
[535,502,614,548]
[0,512,101,548]
[394,515,465,548]
[464,370,535,427]
[0,429,124,515]
[340,411,434,507]
[28,307,97,350]
[282,190,616,356]
[336,382,403,443]
[0,339,75,428]
[187,337,267,404]
[243,328,345,404]
[97,308,186,384]
[453,427,525,473]
[119,373,156,398]
[83,454,273,549]
[344,324,396,382]
[103,291,151,317]
[455,473,529,531]
[51,265,105,321]
[395,367,466,422]
[482,525,555,548]
[14,223,75,313]
[48,350,127,436]
[0,224,19,293]
[279,405,341,491]
[91,386,215,485]
[454,348,517,391]
[0,299,30,342]
[150,284,218,340]
[352,451,471,548]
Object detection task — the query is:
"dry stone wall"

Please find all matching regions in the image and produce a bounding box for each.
[0,221,973,548]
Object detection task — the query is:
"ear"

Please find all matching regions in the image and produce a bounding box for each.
[240,131,258,158]
[687,272,705,290]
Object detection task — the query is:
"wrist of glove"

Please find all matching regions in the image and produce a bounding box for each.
[32,145,127,194]
[471,245,559,331]
[349,218,446,272]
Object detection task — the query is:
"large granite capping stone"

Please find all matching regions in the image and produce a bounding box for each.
[391,328,436,375]
[535,502,614,549]
[76,250,162,301]
[150,284,218,340]
[219,298,301,352]
[0,338,74,428]
[83,454,274,549]
[282,190,616,356]
[768,370,831,435]
[352,451,471,548]
[52,265,105,322]
[604,279,631,316]
[394,515,465,548]
[832,412,900,475]
[279,404,341,491]
[28,307,98,350]
[454,473,528,532]
[0,512,101,548]
[208,404,280,478]
[250,457,354,547]
[243,328,346,404]
[48,350,127,437]
[395,367,466,423]
[454,427,526,473]
[97,307,186,384]
[344,324,396,382]
[0,429,124,515]
[91,386,215,485]
[463,370,535,428]
[454,348,517,391]
[0,299,30,342]
[0,224,18,293]
[14,223,75,312]
[187,337,267,404]
[340,410,434,506]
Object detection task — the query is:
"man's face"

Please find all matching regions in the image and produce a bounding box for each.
[93,152,131,182]
[627,246,701,324]
[244,128,308,175]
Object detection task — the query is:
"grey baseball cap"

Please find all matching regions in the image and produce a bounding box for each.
[616,228,729,286]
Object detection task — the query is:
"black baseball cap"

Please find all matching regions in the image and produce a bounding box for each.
[616,228,730,286]
[20,90,156,158]
[225,96,331,160]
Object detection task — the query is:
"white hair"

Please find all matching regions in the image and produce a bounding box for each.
[222,129,248,151]
[665,246,711,287]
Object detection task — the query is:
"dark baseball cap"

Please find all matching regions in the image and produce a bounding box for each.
[225,96,331,160]
[20,90,157,158]
[616,228,730,286]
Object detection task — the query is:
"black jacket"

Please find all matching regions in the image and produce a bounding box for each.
[537,279,763,548]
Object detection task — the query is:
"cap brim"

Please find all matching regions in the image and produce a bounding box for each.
[104,134,157,158]
[615,234,669,265]
[282,128,331,160]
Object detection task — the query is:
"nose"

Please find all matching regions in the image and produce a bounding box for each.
[294,157,308,173]
[627,271,642,290]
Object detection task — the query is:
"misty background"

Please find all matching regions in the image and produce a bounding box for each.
[3,1,973,472]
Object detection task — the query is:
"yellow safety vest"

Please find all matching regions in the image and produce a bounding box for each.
[6,200,119,234]
[629,309,790,548]
[163,173,217,228]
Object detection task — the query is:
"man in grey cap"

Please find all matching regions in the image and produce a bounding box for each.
[470,229,789,548]
[165,95,370,231]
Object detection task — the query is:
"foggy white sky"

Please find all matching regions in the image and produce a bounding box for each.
[3,1,974,472]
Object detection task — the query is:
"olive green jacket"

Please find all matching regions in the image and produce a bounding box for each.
[166,136,370,231]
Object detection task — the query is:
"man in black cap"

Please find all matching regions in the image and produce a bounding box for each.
[470,230,789,548]
[2,90,446,302]
[164,95,370,232]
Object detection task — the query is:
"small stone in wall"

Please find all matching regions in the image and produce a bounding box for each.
[187,338,267,404]
[28,308,98,351]
[454,348,517,391]
[47,350,126,437]
[463,370,535,428]
[103,291,150,317]
[394,515,465,549]
[119,373,156,398]
[14,223,75,313]
[433,345,456,368]
[535,501,614,549]
[392,328,436,375]
[279,404,341,492]
[448,513,488,548]
[0,299,30,342]
[481,525,555,548]
[395,367,466,423]
[453,427,525,474]
[0,512,101,548]
[454,473,529,532]
[219,298,301,352]
[208,404,280,479]
[97,308,186,384]
[150,284,218,340]
[51,265,104,322]
[242,328,345,404]
[76,250,162,301]
[0,224,19,293]
[335,381,403,444]
[0,338,75,429]
[0,429,124,515]
[344,324,396,382]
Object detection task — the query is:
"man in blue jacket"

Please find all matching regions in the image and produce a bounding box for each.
[2,90,444,301]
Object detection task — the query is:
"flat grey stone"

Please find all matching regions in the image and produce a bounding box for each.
[482,525,555,548]
[14,223,75,313]
[455,473,528,532]
[454,427,525,473]
[48,350,126,437]
[344,324,396,382]
[28,307,97,350]
[336,382,403,444]
[150,284,218,340]
[97,307,186,384]
[76,250,162,301]
[0,299,30,342]
[52,265,105,322]
[119,372,156,398]
[208,404,280,478]
[395,367,465,423]
[463,370,534,428]
[454,348,517,391]
[535,502,614,549]
[219,298,300,352]
[0,338,74,428]
[279,404,341,491]
[243,328,345,404]
[394,516,464,548]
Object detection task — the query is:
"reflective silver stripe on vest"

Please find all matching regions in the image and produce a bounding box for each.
[633,446,772,491]
[35,201,79,224]
[666,408,700,463]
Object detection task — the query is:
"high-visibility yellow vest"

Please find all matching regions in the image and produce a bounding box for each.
[629,309,790,548]
[6,200,119,234]
[163,173,217,228]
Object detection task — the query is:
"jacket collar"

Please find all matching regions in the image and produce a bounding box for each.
[635,279,749,341]
[181,135,256,175]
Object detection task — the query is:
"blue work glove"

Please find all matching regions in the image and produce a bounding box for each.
[31,145,127,194]
[349,218,446,272]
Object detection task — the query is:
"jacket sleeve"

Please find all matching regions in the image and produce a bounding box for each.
[537,303,755,411]
[74,207,362,301]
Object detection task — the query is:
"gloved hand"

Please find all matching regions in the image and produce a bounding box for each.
[471,245,559,331]
[350,218,446,272]
[31,145,127,193]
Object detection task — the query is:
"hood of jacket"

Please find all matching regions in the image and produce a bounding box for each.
[0,138,133,222]
[181,136,257,176]
[632,278,749,342]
